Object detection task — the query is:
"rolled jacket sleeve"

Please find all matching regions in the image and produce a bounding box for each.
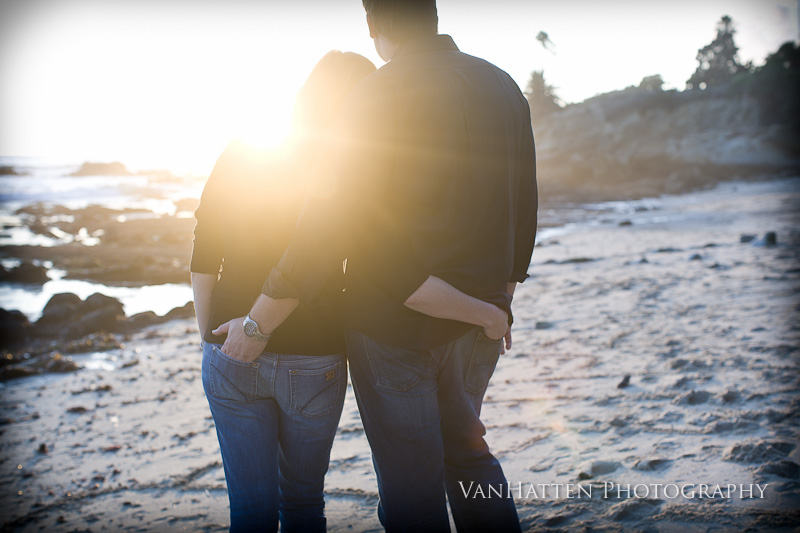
[261,175,344,304]
[190,145,237,275]
[510,106,538,283]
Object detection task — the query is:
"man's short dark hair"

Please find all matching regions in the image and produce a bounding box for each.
[362,0,438,44]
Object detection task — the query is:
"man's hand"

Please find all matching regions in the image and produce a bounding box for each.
[482,305,509,339]
[501,327,512,354]
[482,305,513,354]
[212,317,267,363]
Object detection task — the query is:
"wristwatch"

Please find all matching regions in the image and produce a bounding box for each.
[243,314,271,343]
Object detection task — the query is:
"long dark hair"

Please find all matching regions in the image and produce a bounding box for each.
[292,51,376,143]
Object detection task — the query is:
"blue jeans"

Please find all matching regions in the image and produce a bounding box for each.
[201,342,346,533]
[346,328,521,533]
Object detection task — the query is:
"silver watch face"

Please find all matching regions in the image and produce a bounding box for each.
[244,318,258,338]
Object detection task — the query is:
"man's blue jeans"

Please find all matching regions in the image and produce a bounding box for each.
[346,327,521,533]
[201,342,346,533]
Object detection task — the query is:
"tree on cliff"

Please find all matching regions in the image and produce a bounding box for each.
[638,74,664,92]
[748,41,800,132]
[525,70,562,122]
[686,15,750,90]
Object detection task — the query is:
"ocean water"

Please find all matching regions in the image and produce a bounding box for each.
[0,157,201,320]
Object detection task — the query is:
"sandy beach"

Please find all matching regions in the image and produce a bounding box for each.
[1,177,799,532]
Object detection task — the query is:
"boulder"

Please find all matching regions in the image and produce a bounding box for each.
[164,301,194,320]
[0,308,31,346]
[36,292,126,338]
[37,293,83,326]
[0,263,49,284]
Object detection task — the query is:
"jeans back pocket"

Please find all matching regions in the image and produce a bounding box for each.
[289,360,344,418]
[464,332,502,395]
[362,335,434,392]
[207,345,260,401]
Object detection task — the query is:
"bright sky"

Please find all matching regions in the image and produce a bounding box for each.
[1,0,797,175]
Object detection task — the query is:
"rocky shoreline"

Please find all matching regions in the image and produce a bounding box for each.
[0,197,202,381]
[0,292,194,382]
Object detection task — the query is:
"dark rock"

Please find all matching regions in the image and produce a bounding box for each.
[76,309,124,338]
[38,293,83,325]
[605,499,662,521]
[164,301,194,320]
[721,390,740,403]
[43,354,81,373]
[124,302,194,332]
[127,311,160,330]
[37,443,49,454]
[617,375,631,389]
[0,165,21,175]
[618,220,632,226]
[0,366,39,381]
[689,253,703,261]
[0,263,49,284]
[0,308,31,346]
[633,459,673,471]
[36,292,126,339]
[581,461,621,478]
[62,333,123,355]
[677,390,711,405]
[83,293,124,315]
[0,350,82,382]
[740,234,757,243]
[765,231,778,246]
[758,460,800,479]
[724,442,795,463]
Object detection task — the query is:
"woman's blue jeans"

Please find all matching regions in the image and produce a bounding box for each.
[346,327,521,533]
[201,342,346,533]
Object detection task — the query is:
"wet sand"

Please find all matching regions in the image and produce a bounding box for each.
[1,178,799,532]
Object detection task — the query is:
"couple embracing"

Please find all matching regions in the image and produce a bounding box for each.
[191,1,538,531]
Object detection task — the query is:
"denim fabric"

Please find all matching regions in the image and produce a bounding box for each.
[201,342,346,533]
[346,327,521,533]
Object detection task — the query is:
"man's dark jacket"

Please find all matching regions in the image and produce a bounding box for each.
[264,34,538,349]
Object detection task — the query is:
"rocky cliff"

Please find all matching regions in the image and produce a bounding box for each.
[533,87,800,202]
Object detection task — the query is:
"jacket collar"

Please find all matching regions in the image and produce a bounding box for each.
[392,34,459,60]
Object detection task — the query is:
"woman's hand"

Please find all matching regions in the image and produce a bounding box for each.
[212,317,267,363]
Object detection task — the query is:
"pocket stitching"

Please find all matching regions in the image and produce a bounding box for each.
[208,345,258,400]
[212,345,258,368]
[363,335,424,392]
[464,332,501,395]
[289,361,343,418]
